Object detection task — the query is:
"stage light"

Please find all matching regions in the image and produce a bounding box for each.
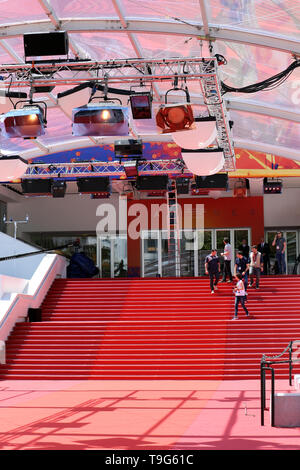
[156,103,194,134]
[181,148,225,176]
[72,103,129,137]
[0,155,28,181]
[123,160,139,178]
[263,178,282,194]
[130,93,152,119]
[171,117,217,149]
[0,105,46,138]
[156,87,194,134]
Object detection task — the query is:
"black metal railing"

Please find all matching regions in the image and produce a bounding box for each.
[0,239,80,263]
[260,341,298,426]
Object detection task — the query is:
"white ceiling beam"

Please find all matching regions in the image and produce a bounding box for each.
[0,19,299,55]
[198,0,210,36]
[111,0,161,103]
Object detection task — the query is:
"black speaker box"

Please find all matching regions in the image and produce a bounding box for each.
[176,177,190,194]
[114,139,143,157]
[22,179,52,195]
[195,174,228,189]
[28,308,42,322]
[77,177,110,193]
[51,180,66,198]
[24,31,69,57]
[136,175,168,190]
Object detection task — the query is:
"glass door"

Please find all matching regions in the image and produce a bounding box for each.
[180,230,195,277]
[266,231,298,274]
[97,235,127,278]
[141,231,160,277]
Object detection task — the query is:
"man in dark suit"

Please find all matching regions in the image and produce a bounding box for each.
[238,238,250,258]
[257,237,271,275]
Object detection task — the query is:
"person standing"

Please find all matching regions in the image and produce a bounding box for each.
[234,251,250,291]
[249,245,263,288]
[221,238,233,283]
[257,237,271,275]
[272,232,286,274]
[238,238,250,258]
[232,273,250,320]
[205,249,221,294]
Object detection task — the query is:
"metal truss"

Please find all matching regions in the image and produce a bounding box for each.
[23,159,187,179]
[198,59,235,171]
[0,56,219,88]
[0,56,235,171]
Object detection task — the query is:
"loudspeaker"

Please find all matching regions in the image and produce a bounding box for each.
[77,177,110,193]
[22,178,52,195]
[176,177,190,194]
[195,174,228,189]
[136,175,168,190]
[28,308,42,322]
[114,139,143,157]
[24,31,69,58]
[51,180,66,198]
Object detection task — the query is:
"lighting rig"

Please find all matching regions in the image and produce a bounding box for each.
[0,51,236,173]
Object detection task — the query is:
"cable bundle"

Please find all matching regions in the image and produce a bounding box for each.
[221,59,300,94]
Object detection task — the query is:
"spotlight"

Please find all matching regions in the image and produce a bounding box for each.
[171,117,217,149]
[263,178,282,194]
[72,103,129,137]
[123,160,139,178]
[130,92,152,119]
[0,155,28,181]
[181,148,225,176]
[156,87,194,134]
[0,105,46,138]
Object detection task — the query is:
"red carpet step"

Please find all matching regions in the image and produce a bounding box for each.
[1,276,300,380]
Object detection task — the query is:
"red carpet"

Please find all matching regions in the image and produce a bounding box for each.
[0,379,300,450]
[0,276,300,380]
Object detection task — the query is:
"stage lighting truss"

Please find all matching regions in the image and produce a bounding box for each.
[23,160,189,180]
[0,57,235,170]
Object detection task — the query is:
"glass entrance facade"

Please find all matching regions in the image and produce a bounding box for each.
[141,228,251,277]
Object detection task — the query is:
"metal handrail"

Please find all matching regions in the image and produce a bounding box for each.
[0,240,80,263]
[260,341,298,426]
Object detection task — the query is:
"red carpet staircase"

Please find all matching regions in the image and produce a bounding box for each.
[1,276,300,380]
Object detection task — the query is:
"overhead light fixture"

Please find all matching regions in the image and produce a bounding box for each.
[233,179,249,198]
[72,103,129,137]
[0,104,46,138]
[156,87,194,134]
[181,148,225,176]
[0,155,28,182]
[123,160,139,178]
[263,178,282,194]
[171,117,217,149]
[130,92,152,119]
